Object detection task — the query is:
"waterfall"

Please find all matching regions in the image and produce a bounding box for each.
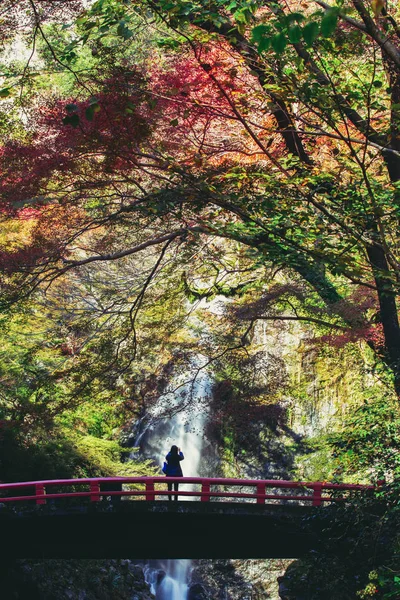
[134,365,215,600]
[144,560,191,600]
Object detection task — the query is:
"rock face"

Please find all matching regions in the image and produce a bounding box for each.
[277,574,305,600]
[0,559,154,600]
[218,319,382,484]
[188,582,209,599]
[190,559,294,600]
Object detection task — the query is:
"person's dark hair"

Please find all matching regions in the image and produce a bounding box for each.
[170,445,179,455]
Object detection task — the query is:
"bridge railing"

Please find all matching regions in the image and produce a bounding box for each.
[0,477,374,507]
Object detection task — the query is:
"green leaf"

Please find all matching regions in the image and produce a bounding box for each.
[288,25,302,44]
[85,106,94,121]
[303,21,319,46]
[257,36,271,53]
[123,27,133,39]
[271,32,287,54]
[85,104,100,121]
[83,20,97,30]
[286,12,305,25]
[117,21,133,39]
[169,118,179,126]
[65,103,78,113]
[320,10,338,37]
[0,87,12,98]
[63,114,80,127]
[251,24,270,43]
[63,51,77,63]
[233,8,252,25]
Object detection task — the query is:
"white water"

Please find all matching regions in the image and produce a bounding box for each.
[134,366,215,600]
[144,560,191,600]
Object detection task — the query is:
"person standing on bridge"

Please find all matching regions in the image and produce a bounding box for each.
[164,445,184,501]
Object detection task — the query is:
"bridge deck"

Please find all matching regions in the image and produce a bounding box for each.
[0,501,319,559]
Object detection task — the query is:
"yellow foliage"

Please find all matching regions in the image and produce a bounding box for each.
[0,217,36,250]
[371,0,385,17]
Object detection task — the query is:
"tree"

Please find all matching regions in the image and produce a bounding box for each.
[1,0,400,395]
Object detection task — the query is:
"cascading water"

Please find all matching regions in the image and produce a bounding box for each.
[133,365,216,600]
[143,560,191,600]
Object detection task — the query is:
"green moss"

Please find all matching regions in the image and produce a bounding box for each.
[65,431,158,478]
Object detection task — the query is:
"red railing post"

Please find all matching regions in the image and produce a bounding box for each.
[35,483,46,505]
[146,480,155,501]
[201,480,210,502]
[90,481,100,502]
[312,483,323,507]
[256,482,265,504]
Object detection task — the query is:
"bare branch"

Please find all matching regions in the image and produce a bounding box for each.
[60,228,204,272]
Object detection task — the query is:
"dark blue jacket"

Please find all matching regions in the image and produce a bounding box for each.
[165,451,184,476]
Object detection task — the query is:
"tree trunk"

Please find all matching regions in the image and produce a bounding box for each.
[366,242,400,396]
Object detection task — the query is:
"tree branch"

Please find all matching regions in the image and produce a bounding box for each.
[247,314,347,330]
[314,1,367,32]
[60,228,203,272]
[352,0,400,68]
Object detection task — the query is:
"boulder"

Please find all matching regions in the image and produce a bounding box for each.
[188,582,209,600]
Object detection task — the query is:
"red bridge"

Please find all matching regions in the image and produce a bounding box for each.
[0,477,373,559]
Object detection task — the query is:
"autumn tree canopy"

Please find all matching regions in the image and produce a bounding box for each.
[1,0,400,395]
